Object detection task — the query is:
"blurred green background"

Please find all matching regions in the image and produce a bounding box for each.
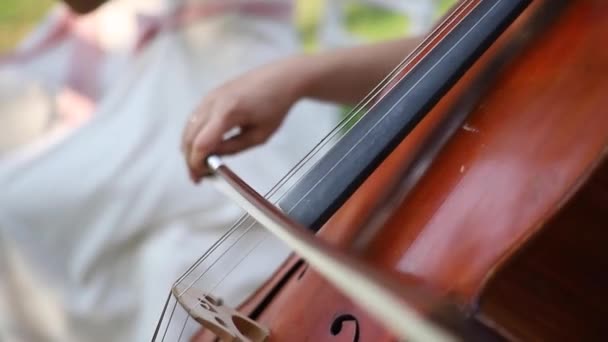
[1,0,455,53]
[0,0,53,51]
[296,0,455,51]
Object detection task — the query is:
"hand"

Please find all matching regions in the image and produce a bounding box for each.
[182,58,303,183]
[182,38,416,183]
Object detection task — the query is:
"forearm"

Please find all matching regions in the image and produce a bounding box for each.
[62,0,106,14]
[288,37,420,106]
[183,37,420,179]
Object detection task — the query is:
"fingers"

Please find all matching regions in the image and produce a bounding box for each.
[181,116,202,154]
[189,128,270,183]
[188,126,272,183]
[182,102,210,155]
[214,128,270,155]
[188,103,244,182]
[182,68,294,183]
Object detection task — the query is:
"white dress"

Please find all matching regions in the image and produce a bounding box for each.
[0,1,339,341]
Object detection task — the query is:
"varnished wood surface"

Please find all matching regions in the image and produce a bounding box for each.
[364,0,608,302]
[192,1,608,340]
[478,160,608,341]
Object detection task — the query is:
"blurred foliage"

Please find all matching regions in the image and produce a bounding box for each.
[296,0,457,51]
[295,0,324,51]
[295,0,409,52]
[438,0,457,15]
[344,3,409,42]
[0,0,54,52]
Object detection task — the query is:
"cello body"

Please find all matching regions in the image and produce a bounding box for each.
[192,0,608,340]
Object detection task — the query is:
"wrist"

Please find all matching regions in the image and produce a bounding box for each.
[280,54,323,103]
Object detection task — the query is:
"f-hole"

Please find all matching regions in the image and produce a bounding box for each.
[330,314,360,342]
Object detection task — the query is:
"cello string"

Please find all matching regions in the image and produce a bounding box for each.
[174,0,477,299]
[206,232,269,295]
[160,298,179,341]
[177,0,473,279]
[316,0,477,143]
[276,0,493,218]
[172,0,499,337]
[175,315,189,342]
[165,0,478,338]
[174,0,476,296]
[163,1,476,340]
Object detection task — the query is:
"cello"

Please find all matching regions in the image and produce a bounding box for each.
[153,0,608,340]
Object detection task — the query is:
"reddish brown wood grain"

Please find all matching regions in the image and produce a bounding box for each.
[478,160,608,341]
[369,0,608,301]
[192,0,608,340]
